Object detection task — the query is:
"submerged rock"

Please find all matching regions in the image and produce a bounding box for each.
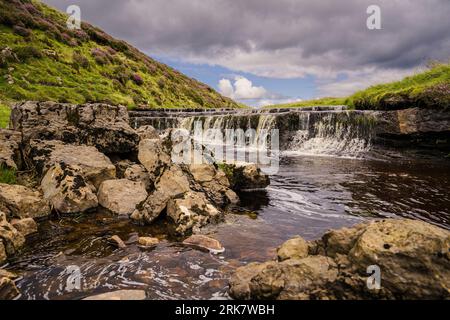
[41,163,98,214]
[229,219,450,300]
[183,235,224,254]
[0,183,51,219]
[167,191,222,236]
[138,237,159,247]
[83,289,146,300]
[98,179,147,216]
[11,101,139,154]
[108,235,126,249]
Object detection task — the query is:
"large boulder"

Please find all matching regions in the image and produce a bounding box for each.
[219,163,270,191]
[26,140,116,188]
[41,163,98,214]
[137,138,171,181]
[188,164,239,207]
[0,183,51,219]
[131,165,190,224]
[11,101,139,154]
[136,125,160,140]
[124,164,152,191]
[167,191,222,235]
[229,219,450,300]
[11,218,38,237]
[277,236,309,262]
[0,129,21,170]
[98,179,147,216]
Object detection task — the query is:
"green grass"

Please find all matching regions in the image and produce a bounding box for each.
[0,165,16,184]
[264,97,347,109]
[264,62,450,111]
[0,0,238,109]
[0,102,10,128]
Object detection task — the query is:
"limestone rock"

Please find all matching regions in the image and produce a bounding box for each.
[138,237,159,247]
[183,235,224,253]
[137,138,171,181]
[11,101,139,154]
[167,191,222,235]
[0,214,25,256]
[26,140,116,188]
[98,179,147,216]
[124,164,152,191]
[108,235,126,249]
[136,125,160,140]
[219,163,270,191]
[0,276,20,300]
[0,129,21,170]
[0,241,6,265]
[41,163,98,214]
[277,236,309,262]
[83,289,146,300]
[229,219,450,300]
[11,218,37,237]
[131,165,190,224]
[0,183,51,219]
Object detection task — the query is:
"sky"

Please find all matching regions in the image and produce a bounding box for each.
[44,0,450,107]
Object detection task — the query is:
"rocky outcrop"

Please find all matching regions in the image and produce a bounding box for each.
[167,191,222,235]
[0,129,21,170]
[219,163,270,191]
[98,179,147,216]
[25,140,116,188]
[0,183,51,219]
[41,163,98,214]
[0,212,26,258]
[229,219,450,300]
[11,101,139,154]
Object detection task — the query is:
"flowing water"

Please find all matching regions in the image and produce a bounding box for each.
[5,110,450,300]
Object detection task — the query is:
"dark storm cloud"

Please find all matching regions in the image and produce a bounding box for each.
[43,0,450,94]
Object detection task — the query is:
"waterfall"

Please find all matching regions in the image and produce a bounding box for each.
[129,107,377,158]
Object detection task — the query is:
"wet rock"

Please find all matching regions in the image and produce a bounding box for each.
[347,219,450,299]
[11,101,139,154]
[0,241,6,264]
[0,213,25,256]
[0,129,21,170]
[11,218,37,237]
[229,219,450,300]
[136,125,160,140]
[138,237,159,247]
[0,183,51,219]
[188,164,239,207]
[167,191,222,236]
[41,163,98,214]
[277,236,309,262]
[183,235,224,254]
[26,140,116,189]
[124,164,152,191]
[83,289,146,300]
[219,163,270,191]
[98,179,148,216]
[0,276,20,300]
[131,165,190,224]
[108,235,126,249]
[137,138,171,181]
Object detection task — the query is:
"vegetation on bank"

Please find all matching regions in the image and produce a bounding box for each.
[0,102,10,128]
[264,62,450,110]
[0,0,238,109]
[0,165,16,184]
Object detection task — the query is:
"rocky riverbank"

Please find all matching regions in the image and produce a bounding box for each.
[229,218,450,300]
[0,101,269,299]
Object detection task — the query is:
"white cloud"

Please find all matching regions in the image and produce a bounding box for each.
[218,76,267,100]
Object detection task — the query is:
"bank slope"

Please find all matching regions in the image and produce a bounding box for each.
[0,0,239,109]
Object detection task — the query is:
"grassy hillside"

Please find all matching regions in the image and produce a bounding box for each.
[264,62,450,110]
[0,0,239,109]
